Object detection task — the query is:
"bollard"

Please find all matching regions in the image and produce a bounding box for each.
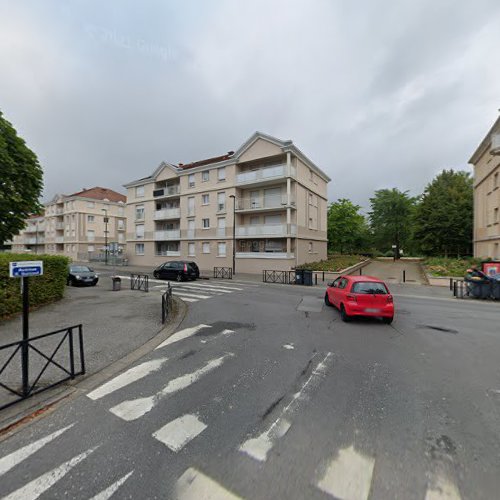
[403,270,406,283]
[449,278,453,290]
[453,281,457,297]
[359,268,362,275]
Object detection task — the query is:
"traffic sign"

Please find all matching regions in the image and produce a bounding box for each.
[9,261,44,278]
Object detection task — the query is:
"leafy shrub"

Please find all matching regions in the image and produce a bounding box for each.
[297,254,367,272]
[423,257,482,277]
[0,254,69,319]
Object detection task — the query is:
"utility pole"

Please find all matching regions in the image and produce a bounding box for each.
[229,195,236,275]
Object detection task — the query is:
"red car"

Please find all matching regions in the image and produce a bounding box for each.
[324,275,394,323]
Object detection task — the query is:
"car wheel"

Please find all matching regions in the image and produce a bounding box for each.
[324,293,332,307]
[382,316,393,324]
[153,272,158,279]
[176,273,183,282]
[340,304,351,322]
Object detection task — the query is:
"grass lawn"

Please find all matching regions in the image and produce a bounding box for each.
[297,254,367,272]
[423,257,482,277]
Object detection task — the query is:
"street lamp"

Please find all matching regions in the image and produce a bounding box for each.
[101,208,109,265]
[229,195,236,275]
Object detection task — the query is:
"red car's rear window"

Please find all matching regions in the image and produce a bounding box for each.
[351,282,388,294]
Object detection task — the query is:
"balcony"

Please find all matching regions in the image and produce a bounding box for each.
[236,196,295,211]
[153,185,180,198]
[236,164,296,186]
[24,237,45,244]
[154,208,180,220]
[156,250,181,257]
[55,208,64,215]
[155,230,181,240]
[55,222,65,230]
[235,224,297,237]
[55,236,64,244]
[236,252,293,259]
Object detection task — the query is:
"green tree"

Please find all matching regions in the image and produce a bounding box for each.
[413,169,473,256]
[0,111,43,243]
[327,198,371,253]
[369,188,416,258]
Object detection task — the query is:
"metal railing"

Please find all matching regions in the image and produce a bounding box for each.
[214,267,233,279]
[131,273,149,292]
[161,283,173,324]
[0,325,85,411]
[262,270,296,284]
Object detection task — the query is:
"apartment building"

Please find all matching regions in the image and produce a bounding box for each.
[12,187,127,260]
[469,115,500,259]
[123,132,330,273]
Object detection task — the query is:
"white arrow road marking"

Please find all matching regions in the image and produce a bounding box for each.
[176,467,242,500]
[0,424,74,476]
[3,447,98,500]
[240,352,333,462]
[109,354,233,421]
[90,471,134,500]
[87,358,168,400]
[153,414,207,452]
[316,445,375,500]
[155,324,212,350]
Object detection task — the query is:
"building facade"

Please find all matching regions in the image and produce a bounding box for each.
[12,187,127,261]
[124,132,330,273]
[469,116,500,259]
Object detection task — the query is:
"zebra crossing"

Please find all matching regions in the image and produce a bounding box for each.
[0,322,464,500]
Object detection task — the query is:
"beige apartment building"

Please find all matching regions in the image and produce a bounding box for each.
[469,115,500,259]
[123,132,330,273]
[12,187,127,261]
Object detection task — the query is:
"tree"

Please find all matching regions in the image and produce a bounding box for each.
[0,111,43,243]
[327,198,371,254]
[413,169,473,256]
[369,188,416,258]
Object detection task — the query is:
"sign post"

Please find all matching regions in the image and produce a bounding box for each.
[9,261,44,396]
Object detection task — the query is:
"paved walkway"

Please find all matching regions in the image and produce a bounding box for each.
[361,259,426,284]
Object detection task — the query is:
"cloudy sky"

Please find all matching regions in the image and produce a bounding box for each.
[1,0,499,210]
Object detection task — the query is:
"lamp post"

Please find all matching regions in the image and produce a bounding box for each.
[229,195,236,275]
[101,208,109,265]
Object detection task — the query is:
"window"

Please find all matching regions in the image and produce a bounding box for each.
[88,245,95,252]
[217,192,225,211]
[72,245,76,252]
[217,217,226,237]
[218,167,226,181]
[135,185,145,197]
[495,172,499,189]
[250,216,260,225]
[118,206,125,216]
[188,174,195,188]
[87,215,95,223]
[71,229,75,237]
[118,233,125,243]
[309,169,313,181]
[217,242,226,256]
[202,170,210,182]
[135,243,144,255]
[188,196,195,216]
[188,242,195,256]
[202,218,210,228]
[495,207,499,223]
[202,194,210,205]
[87,230,95,242]
[308,241,313,253]
[117,219,125,230]
[135,205,145,220]
[87,201,95,208]
[202,242,210,254]
[136,224,144,239]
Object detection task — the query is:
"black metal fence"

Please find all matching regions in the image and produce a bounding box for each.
[161,283,173,324]
[262,270,297,284]
[214,267,233,279]
[0,325,85,411]
[131,273,149,292]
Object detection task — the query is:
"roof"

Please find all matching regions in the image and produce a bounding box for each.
[66,187,126,203]
[179,152,235,170]
[469,114,500,164]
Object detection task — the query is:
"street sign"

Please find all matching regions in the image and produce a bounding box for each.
[9,261,44,278]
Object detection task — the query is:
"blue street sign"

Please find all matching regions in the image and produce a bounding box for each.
[9,261,44,278]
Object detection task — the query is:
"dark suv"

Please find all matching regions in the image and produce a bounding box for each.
[153,261,200,281]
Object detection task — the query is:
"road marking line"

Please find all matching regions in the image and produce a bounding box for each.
[425,472,462,500]
[90,471,134,500]
[109,354,232,421]
[184,283,243,291]
[176,296,199,303]
[173,284,227,294]
[176,467,242,500]
[316,445,375,500]
[87,358,168,400]
[153,414,207,452]
[155,324,211,350]
[3,447,97,500]
[173,291,212,299]
[0,425,74,476]
[283,344,294,350]
[240,352,333,462]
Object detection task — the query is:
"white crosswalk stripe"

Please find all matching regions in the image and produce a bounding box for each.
[0,425,74,476]
[3,447,98,500]
[173,290,213,299]
[90,471,134,500]
[153,414,207,452]
[176,467,242,500]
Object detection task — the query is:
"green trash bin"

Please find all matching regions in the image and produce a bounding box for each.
[295,269,304,285]
[303,270,313,286]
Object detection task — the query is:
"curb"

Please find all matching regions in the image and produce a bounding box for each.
[0,297,187,439]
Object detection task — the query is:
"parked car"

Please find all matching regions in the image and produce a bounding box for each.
[67,265,99,286]
[153,261,200,281]
[324,275,394,323]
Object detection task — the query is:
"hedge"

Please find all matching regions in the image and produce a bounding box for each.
[296,254,367,272]
[0,253,69,319]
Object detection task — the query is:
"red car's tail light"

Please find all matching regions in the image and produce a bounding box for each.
[346,294,357,302]
[386,295,393,303]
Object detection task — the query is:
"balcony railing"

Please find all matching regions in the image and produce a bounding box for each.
[154,208,180,220]
[236,196,295,210]
[56,222,65,230]
[236,164,296,185]
[24,238,45,244]
[153,185,180,197]
[155,230,181,240]
[156,250,181,257]
[235,224,297,237]
[236,252,293,259]
[55,236,64,244]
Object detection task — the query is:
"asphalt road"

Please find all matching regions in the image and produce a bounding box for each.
[0,279,499,499]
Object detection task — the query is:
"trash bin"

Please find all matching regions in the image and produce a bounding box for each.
[466,278,491,299]
[303,270,313,286]
[295,269,304,285]
[490,279,500,300]
[112,276,121,291]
